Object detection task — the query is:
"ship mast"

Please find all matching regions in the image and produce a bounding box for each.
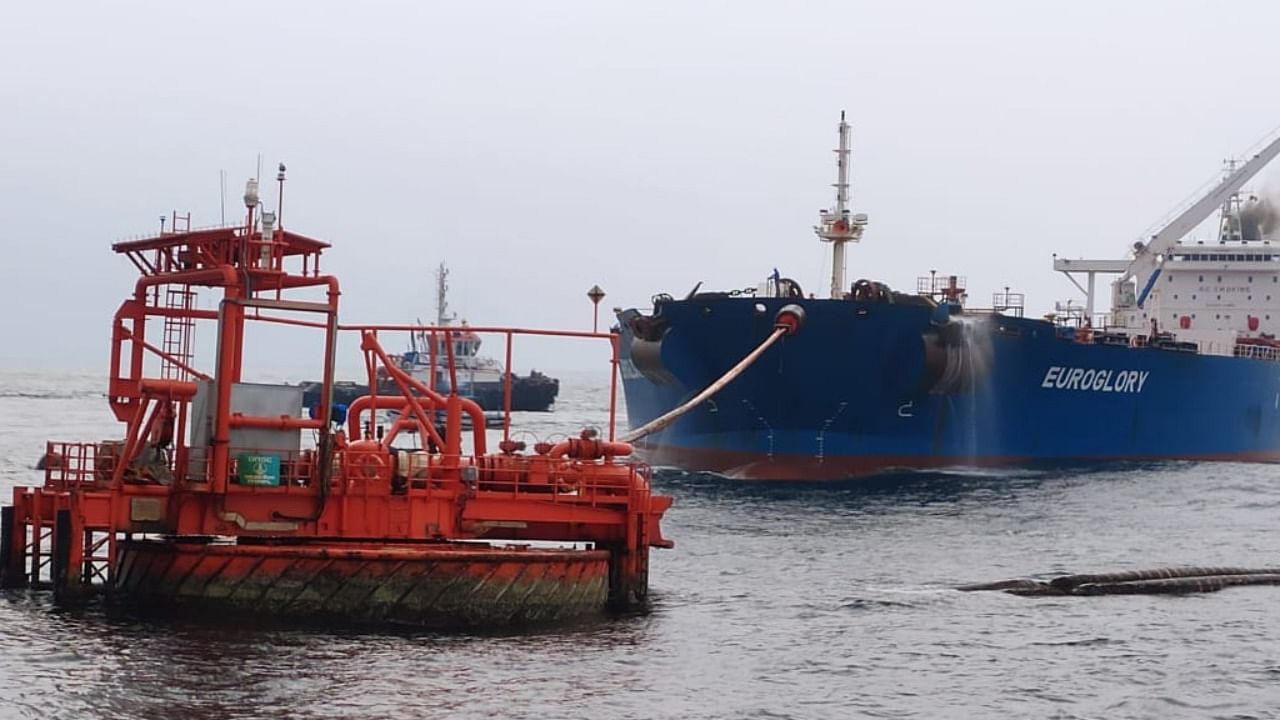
[814,111,867,299]
[435,262,452,327]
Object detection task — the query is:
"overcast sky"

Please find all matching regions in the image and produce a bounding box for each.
[5,1,1280,379]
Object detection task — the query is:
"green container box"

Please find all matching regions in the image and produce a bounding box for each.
[237,453,282,486]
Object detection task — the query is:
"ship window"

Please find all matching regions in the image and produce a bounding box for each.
[1173,294,1178,299]
[1216,314,1221,319]
[1217,295,1222,300]
[1249,276,1254,282]
[1192,294,1197,300]
[1199,275,1204,281]
[1218,275,1223,282]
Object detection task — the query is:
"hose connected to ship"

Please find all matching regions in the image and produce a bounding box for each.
[958,566,1280,596]
[620,305,804,444]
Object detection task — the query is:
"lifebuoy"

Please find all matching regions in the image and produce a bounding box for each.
[348,450,386,479]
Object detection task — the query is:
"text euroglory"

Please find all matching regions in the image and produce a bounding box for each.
[1040,367,1149,393]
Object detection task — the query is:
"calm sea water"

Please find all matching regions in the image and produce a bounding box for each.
[3,370,1280,719]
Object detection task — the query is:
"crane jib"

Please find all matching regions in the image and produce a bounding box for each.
[1136,267,1162,309]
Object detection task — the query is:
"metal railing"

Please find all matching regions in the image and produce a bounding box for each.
[1234,343,1280,362]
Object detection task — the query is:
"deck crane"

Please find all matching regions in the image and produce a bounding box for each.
[1055,130,1280,323]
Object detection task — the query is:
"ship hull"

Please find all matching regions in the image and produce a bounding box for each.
[618,297,1280,480]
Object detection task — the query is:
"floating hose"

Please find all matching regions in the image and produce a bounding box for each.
[958,566,1280,597]
[620,305,805,444]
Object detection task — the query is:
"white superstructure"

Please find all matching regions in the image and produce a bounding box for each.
[1056,129,1280,355]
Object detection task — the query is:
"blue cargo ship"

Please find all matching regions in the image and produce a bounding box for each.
[616,115,1280,479]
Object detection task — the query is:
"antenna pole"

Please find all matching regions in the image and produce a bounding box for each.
[813,111,866,299]
[436,263,450,326]
[219,170,226,226]
[276,163,287,229]
[830,112,850,299]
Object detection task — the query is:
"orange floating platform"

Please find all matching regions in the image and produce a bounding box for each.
[0,174,672,629]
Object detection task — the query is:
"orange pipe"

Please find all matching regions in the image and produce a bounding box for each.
[128,266,240,391]
[211,289,243,495]
[362,332,487,455]
[380,416,435,451]
[345,395,445,452]
[444,393,462,460]
[138,379,199,398]
[340,323,615,341]
[120,265,242,494]
[547,439,633,460]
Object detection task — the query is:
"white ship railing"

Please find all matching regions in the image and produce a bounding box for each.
[1233,343,1280,362]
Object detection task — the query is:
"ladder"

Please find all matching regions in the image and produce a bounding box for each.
[160,286,196,380]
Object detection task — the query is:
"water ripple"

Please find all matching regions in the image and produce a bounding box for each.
[4,371,1280,717]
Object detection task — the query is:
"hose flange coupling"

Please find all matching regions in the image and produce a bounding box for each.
[774,304,806,336]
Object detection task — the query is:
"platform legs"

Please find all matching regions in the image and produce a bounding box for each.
[0,506,25,588]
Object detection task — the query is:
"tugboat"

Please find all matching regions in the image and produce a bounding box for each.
[617,114,1280,480]
[300,264,559,413]
[1,171,671,628]
[384,264,560,411]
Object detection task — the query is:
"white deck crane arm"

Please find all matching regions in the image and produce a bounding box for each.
[1125,133,1280,282]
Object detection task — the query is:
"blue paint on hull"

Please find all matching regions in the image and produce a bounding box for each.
[617,297,1280,479]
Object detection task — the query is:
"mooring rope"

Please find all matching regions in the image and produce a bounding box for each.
[619,325,789,444]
